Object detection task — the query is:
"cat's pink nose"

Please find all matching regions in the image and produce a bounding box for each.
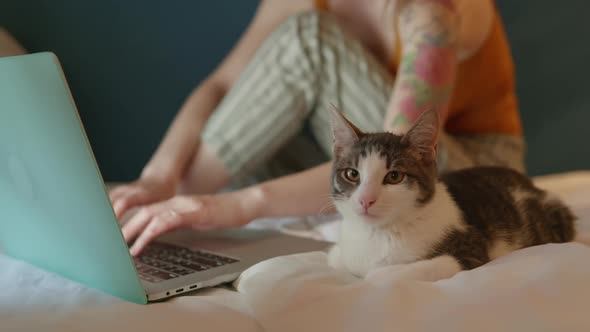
[360,198,376,210]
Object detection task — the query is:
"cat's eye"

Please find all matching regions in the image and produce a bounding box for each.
[384,171,405,185]
[342,168,360,182]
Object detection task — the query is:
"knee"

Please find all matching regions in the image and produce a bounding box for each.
[272,10,342,48]
[285,10,334,28]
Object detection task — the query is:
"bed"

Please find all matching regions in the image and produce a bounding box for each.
[2,171,590,332]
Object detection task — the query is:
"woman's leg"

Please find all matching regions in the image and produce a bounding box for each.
[184,10,395,191]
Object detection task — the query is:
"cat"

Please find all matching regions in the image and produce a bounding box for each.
[326,108,576,281]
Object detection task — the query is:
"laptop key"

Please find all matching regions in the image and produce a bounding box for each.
[134,261,183,281]
[194,250,239,264]
[172,267,194,276]
[157,253,217,269]
[138,273,163,283]
[167,259,210,272]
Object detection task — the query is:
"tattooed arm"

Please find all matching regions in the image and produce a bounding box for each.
[384,0,459,133]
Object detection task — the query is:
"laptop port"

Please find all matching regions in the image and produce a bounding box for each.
[189,285,197,290]
[176,288,184,293]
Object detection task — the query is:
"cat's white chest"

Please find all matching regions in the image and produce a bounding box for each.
[332,218,422,277]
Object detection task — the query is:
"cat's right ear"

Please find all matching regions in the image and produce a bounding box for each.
[401,109,440,163]
[328,106,363,158]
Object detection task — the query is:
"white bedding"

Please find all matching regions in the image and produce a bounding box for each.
[2,171,590,332]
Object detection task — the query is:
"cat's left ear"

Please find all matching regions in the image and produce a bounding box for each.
[328,106,364,158]
[401,109,440,162]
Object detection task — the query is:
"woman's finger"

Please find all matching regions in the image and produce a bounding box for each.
[108,184,132,202]
[121,206,153,243]
[113,189,149,219]
[129,210,183,256]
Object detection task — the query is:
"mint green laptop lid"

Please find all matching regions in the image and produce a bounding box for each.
[0,52,147,304]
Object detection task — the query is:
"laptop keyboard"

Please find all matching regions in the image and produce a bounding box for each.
[133,242,239,283]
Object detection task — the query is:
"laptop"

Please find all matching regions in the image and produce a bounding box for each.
[0,52,330,304]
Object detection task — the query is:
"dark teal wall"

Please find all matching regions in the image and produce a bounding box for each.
[0,0,259,181]
[497,0,590,176]
[1,0,588,180]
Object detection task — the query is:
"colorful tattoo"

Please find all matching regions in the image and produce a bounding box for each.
[399,43,455,122]
[387,0,458,130]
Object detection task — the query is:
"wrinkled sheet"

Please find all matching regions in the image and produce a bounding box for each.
[1,171,590,332]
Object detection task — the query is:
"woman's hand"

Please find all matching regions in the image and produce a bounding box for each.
[122,189,263,256]
[109,176,178,220]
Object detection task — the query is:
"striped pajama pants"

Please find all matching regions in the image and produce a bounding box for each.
[201,11,525,187]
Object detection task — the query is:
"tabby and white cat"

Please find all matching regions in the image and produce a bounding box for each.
[327,108,576,280]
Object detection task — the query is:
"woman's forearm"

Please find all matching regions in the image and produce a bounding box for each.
[384,0,458,133]
[141,80,226,182]
[241,161,335,221]
[0,28,26,56]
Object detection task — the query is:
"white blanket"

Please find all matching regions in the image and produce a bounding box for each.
[0,256,260,331]
[2,171,590,332]
[236,243,590,332]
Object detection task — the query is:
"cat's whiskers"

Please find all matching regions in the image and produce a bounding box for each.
[319,202,337,215]
[317,194,342,215]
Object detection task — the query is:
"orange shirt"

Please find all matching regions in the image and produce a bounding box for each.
[315,0,522,136]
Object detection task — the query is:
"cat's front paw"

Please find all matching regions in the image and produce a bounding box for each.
[327,244,345,270]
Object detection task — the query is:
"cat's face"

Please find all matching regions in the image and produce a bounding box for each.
[329,109,440,226]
